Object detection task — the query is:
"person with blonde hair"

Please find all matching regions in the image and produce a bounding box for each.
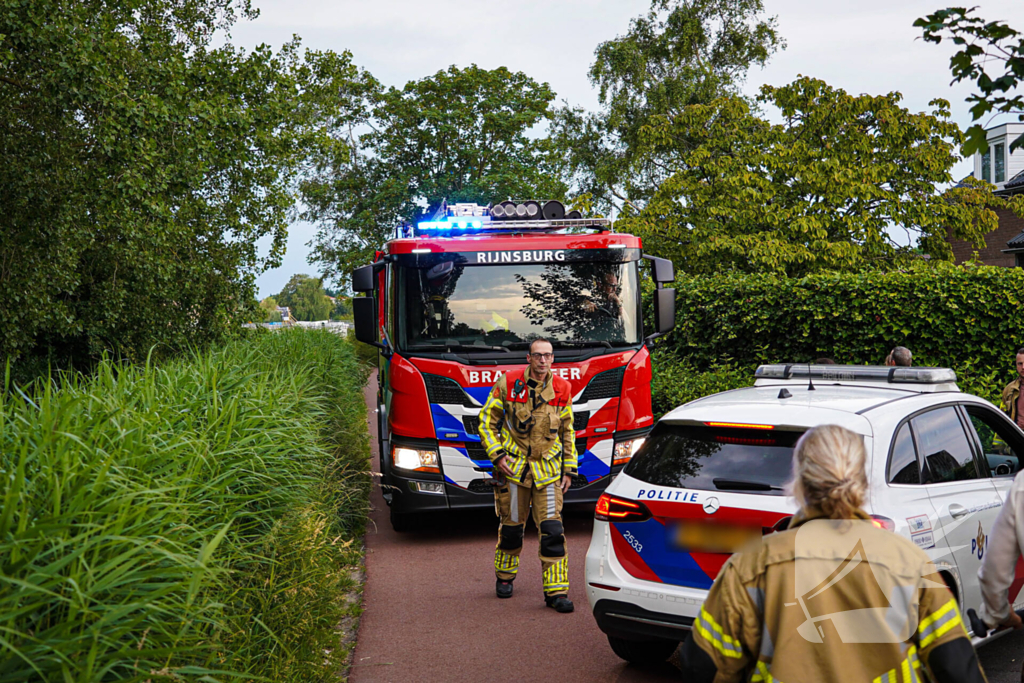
[678,424,985,683]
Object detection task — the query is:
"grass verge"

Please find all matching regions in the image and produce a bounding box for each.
[0,330,370,682]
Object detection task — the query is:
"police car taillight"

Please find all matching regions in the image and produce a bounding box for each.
[595,494,652,523]
[870,515,895,532]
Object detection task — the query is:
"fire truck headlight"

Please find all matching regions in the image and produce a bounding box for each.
[612,438,646,466]
[490,204,506,218]
[515,203,528,217]
[393,446,440,472]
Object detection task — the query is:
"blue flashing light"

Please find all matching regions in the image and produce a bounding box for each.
[418,219,484,231]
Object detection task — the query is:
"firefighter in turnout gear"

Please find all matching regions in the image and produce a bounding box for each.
[678,425,987,683]
[478,338,577,612]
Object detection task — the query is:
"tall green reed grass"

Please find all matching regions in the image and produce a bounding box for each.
[0,330,371,682]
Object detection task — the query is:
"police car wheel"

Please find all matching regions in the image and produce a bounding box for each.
[389,506,415,533]
[606,635,678,665]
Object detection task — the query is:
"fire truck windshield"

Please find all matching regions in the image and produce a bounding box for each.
[397,261,641,351]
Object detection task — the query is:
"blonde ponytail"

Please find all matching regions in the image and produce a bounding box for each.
[788,425,868,520]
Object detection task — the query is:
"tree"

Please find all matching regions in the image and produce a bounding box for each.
[0,0,364,376]
[550,0,783,215]
[331,296,353,320]
[916,8,1024,155]
[301,65,566,282]
[275,273,315,309]
[259,297,282,322]
[621,77,1023,275]
[291,278,332,321]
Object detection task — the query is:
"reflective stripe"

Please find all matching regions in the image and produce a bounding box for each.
[510,484,519,524]
[494,549,519,573]
[918,600,962,649]
[872,645,920,683]
[546,481,556,516]
[750,661,781,683]
[694,606,743,659]
[543,557,569,592]
[478,390,505,456]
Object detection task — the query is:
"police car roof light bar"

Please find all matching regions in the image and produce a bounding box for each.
[754,364,958,385]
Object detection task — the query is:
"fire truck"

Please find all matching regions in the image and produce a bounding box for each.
[351,200,676,531]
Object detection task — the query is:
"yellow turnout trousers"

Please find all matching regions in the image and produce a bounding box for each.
[493,479,568,596]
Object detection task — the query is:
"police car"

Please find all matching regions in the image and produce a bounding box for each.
[585,364,1024,664]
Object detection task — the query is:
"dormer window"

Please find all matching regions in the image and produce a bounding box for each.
[995,142,1006,183]
[982,148,992,182]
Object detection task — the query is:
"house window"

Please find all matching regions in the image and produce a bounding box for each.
[982,148,992,182]
[995,142,1006,183]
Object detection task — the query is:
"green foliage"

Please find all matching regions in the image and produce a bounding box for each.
[0,330,371,681]
[260,296,283,322]
[347,328,379,367]
[292,278,332,321]
[302,64,566,281]
[332,295,353,320]
[551,0,783,214]
[0,0,363,377]
[621,77,1022,274]
[651,357,751,418]
[916,7,1024,155]
[660,265,1024,399]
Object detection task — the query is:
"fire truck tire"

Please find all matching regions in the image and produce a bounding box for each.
[389,506,416,533]
[607,635,678,665]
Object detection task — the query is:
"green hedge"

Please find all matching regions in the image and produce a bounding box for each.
[0,330,370,682]
[651,264,1024,413]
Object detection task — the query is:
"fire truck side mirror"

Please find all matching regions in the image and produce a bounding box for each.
[352,265,375,293]
[644,255,674,283]
[353,297,379,346]
[653,288,676,335]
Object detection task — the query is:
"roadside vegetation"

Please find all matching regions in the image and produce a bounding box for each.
[0,330,370,682]
[650,264,1024,416]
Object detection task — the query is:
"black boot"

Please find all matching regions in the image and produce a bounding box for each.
[545,594,574,613]
[496,579,514,599]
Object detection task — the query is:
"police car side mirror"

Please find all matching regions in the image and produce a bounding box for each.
[654,287,675,335]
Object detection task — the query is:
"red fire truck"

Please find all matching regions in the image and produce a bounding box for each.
[352,200,675,531]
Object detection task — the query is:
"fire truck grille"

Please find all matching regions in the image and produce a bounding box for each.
[467,479,495,494]
[579,366,625,403]
[462,414,480,435]
[423,373,477,407]
[573,411,589,432]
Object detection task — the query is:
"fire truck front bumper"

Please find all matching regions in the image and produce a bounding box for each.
[385,467,624,515]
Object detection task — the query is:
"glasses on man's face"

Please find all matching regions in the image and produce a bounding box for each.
[530,353,554,360]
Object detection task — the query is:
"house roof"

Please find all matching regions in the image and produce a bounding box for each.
[1006,169,1024,190]
[1007,230,1024,248]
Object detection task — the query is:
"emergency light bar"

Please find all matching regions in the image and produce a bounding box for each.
[754,364,959,390]
[415,201,609,235]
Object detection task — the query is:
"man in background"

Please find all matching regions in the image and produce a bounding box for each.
[885,346,913,367]
[1001,348,1024,429]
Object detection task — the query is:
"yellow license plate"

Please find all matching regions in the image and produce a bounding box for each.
[673,523,760,553]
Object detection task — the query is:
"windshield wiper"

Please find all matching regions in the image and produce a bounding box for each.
[418,341,510,353]
[553,340,612,349]
[712,478,784,492]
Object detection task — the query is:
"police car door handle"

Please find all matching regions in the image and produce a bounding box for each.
[948,504,969,519]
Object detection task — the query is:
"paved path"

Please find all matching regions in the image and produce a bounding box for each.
[350,373,1024,682]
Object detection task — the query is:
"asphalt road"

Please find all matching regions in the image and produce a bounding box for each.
[350,373,1024,682]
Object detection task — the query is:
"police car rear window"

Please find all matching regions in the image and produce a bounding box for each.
[623,424,802,496]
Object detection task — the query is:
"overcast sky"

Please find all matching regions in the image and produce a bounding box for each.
[234,0,1021,298]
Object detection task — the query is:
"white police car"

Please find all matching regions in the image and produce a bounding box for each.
[585,364,1024,664]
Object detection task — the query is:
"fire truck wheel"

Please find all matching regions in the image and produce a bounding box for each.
[389,506,416,533]
[607,635,678,665]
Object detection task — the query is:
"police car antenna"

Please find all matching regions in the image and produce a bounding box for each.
[808,360,815,391]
